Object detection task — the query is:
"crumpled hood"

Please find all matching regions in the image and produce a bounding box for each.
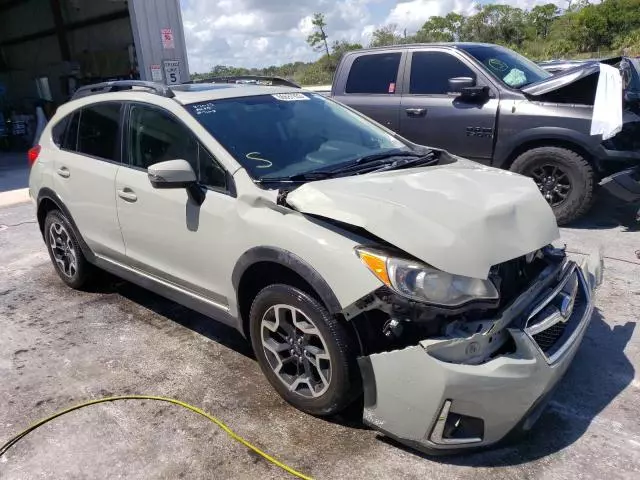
[522,61,601,96]
[286,159,560,279]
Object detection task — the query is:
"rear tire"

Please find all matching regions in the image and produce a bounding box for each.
[510,146,595,225]
[249,284,361,416]
[44,210,95,289]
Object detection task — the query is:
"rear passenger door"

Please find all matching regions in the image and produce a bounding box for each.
[53,102,126,259]
[115,102,235,311]
[333,51,405,131]
[399,50,499,162]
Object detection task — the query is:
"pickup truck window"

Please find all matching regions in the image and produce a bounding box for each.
[346,53,401,94]
[459,44,551,89]
[186,93,407,181]
[410,52,475,95]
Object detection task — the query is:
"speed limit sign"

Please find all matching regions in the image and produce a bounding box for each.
[163,60,181,85]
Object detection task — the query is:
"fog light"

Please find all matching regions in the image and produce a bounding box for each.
[429,400,484,445]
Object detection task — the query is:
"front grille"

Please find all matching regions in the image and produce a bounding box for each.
[532,322,567,352]
[525,265,589,363]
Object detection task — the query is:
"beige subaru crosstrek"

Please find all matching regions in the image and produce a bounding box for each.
[29,80,602,454]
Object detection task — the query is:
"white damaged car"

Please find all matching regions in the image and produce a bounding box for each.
[29,80,603,453]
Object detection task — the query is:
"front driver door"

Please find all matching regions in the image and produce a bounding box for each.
[399,50,499,163]
[115,102,235,310]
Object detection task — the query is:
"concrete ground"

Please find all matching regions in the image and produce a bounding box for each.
[1,194,639,479]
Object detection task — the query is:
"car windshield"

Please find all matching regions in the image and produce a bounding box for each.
[185,92,409,181]
[459,45,552,89]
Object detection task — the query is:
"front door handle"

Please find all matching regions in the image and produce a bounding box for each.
[405,108,427,117]
[56,167,70,178]
[117,188,137,202]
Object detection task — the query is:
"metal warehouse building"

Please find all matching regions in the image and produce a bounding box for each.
[0,0,190,113]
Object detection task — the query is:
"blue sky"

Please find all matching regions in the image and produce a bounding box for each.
[179,0,566,72]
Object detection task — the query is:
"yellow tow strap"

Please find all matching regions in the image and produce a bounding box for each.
[0,395,313,480]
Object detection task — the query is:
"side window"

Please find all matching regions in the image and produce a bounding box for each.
[409,52,475,95]
[51,116,69,147]
[77,103,121,161]
[346,53,401,94]
[62,112,79,151]
[128,104,226,189]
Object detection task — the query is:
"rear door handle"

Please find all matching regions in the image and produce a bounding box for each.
[117,188,137,202]
[405,108,427,117]
[56,167,70,178]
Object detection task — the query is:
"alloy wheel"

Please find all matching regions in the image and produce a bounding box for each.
[48,222,78,278]
[529,164,572,207]
[260,304,332,398]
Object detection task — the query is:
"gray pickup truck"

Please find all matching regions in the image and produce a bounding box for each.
[330,43,640,224]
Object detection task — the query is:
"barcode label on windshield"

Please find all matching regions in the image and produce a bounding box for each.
[272,93,310,101]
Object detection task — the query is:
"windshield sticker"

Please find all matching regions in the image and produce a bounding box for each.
[271,93,310,101]
[488,58,508,72]
[388,82,396,93]
[246,152,273,168]
[192,103,216,115]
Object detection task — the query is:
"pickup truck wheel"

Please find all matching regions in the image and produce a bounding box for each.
[43,210,95,289]
[249,284,361,416]
[510,147,595,225]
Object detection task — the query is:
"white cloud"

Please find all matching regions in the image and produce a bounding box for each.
[384,1,477,32]
[179,0,569,72]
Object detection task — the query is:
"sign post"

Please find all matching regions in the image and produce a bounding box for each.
[163,60,181,85]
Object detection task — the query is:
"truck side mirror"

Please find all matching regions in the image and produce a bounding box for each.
[449,77,490,101]
[448,77,476,92]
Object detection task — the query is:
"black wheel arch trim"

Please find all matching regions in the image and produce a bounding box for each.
[37,187,95,262]
[493,127,603,170]
[232,246,343,316]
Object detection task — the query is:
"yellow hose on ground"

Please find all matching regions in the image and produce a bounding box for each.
[0,395,313,480]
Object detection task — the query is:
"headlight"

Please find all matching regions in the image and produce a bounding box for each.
[355,248,499,307]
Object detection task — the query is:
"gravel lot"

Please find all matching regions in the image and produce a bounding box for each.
[1,195,639,480]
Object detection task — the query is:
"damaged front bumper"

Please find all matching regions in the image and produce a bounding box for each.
[357,252,603,453]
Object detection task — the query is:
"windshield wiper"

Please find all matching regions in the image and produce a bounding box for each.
[349,149,423,166]
[255,149,432,184]
[319,149,428,176]
[369,152,438,173]
[255,171,334,183]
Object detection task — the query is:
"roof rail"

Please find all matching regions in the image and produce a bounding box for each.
[191,75,301,88]
[71,80,175,100]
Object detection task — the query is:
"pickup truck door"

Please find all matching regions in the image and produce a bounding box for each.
[331,50,406,131]
[399,49,499,163]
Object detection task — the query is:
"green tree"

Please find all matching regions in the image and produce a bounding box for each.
[369,24,403,47]
[306,13,331,59]
[415,13,467,42]
[529,4,560,39]
[331,40,363,64]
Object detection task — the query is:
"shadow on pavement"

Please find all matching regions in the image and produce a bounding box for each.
[381,309,636,466]
[567,190,639,232]
[93,274,255,360]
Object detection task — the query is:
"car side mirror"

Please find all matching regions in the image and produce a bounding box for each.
[148,159,197,189]
[148,159,205,205]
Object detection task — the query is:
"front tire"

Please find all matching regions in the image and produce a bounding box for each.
[249,284,361,416]
[510,146,595,225]
[44,210,95,289]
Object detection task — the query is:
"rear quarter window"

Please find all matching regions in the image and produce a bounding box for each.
[76,103,121,162]
[346,53,401,94]
[51,116,70,147]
